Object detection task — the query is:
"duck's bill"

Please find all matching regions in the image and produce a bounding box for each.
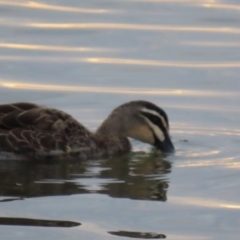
[155,137,175,153]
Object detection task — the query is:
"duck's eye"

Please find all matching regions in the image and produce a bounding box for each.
[148,115,161,126]
[153,116,160,123]
[141,113,160,125]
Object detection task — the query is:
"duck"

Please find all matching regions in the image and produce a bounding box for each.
[0,101,174,160]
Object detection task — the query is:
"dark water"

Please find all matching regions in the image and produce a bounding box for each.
[0,0,240,239]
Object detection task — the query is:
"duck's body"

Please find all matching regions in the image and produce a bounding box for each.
[0,101,174,160]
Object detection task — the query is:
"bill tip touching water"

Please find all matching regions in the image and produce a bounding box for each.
[0,100,174,160]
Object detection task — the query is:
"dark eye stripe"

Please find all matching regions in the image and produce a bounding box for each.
[141,102,169,128]
[141,112,167,134]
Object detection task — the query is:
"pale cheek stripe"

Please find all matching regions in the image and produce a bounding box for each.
[143,117,165,142]
[141,108,168,129]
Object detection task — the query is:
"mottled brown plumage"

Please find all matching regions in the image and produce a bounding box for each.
[0,101,174,160]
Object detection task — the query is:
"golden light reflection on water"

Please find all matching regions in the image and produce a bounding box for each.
[0,81,237,98]
[184,150,220,157]
[0,1,109,14]
[28,23,240,34]
[176,157,240,168]
[203,3,240,11]
[171,196,240,209]
[86,57,240,68]
[0,43,114,52]
[221,205,240,209]
[1,56,240,68]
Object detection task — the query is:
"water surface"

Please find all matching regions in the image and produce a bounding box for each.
[0,0,240,239]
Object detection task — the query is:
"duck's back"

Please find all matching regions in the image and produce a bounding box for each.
[0,102,91,159]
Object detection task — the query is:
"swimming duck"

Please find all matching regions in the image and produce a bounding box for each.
[0,101,174,160]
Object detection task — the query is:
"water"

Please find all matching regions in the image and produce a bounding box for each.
[0,0,240,239]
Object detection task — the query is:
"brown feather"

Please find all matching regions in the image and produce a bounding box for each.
[0,102,38,114]
[17,109,54,130]
[0,134,12,151]
[11,102,39,110]
[1,110,25,128]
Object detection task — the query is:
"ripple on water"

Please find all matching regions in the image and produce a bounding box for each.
[173,126,240,169]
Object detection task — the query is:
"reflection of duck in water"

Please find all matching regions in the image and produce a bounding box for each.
[0,153,171,202]
[101,154,172,201]
[0,101,174,160]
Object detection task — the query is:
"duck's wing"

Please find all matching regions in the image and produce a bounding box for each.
[0,102,38,129]
[0,103,93,158]
[0,128,70,156]
[0,102,39,113]
[0,102,91,136]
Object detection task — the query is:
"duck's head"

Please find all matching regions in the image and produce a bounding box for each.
[96,101,175,154]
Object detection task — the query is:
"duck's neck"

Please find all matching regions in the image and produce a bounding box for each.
[93,134,131,156]
[94,121,131,156]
